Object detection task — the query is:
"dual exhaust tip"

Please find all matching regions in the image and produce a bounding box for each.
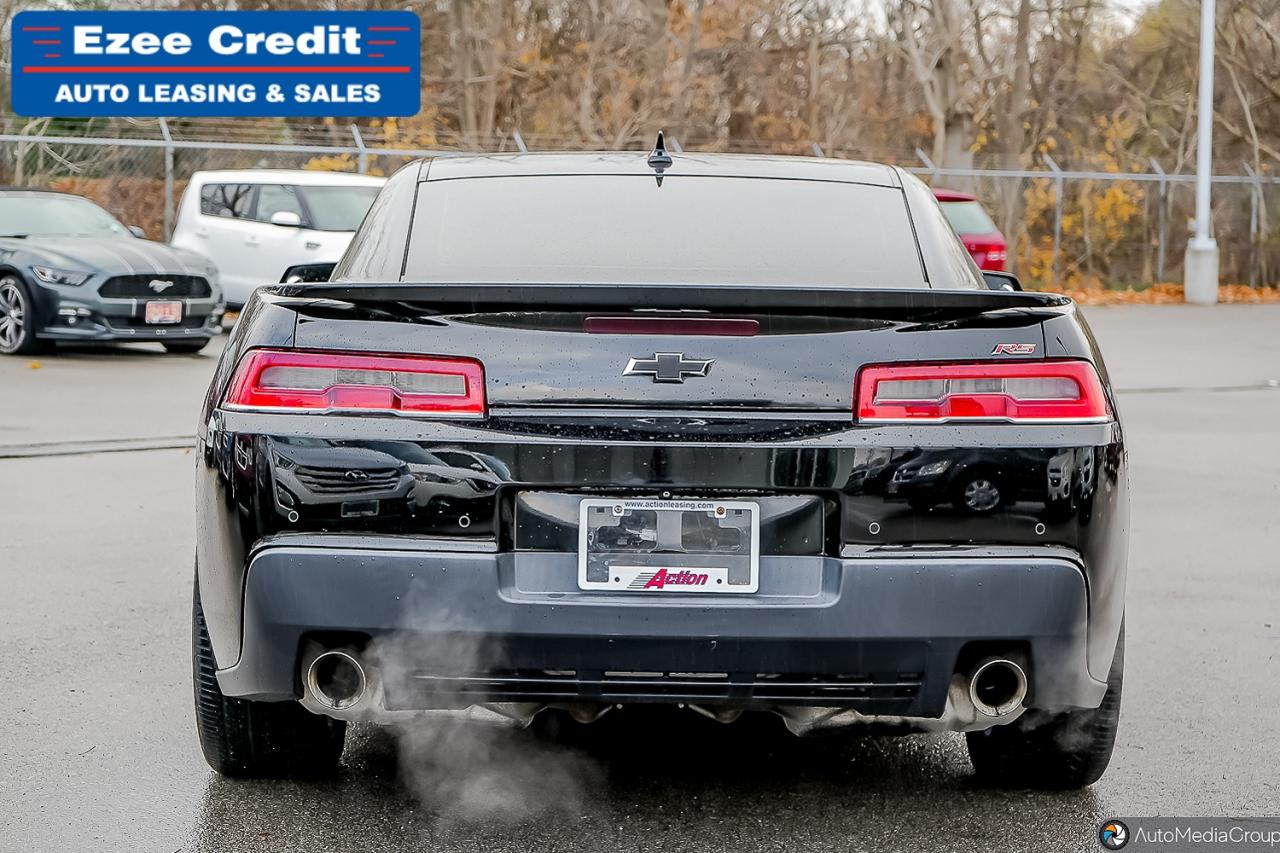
[968,657,1028,717]
[304,648,1028,720]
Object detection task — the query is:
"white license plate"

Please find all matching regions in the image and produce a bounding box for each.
[577,498,760,593]
[145,300,182,324]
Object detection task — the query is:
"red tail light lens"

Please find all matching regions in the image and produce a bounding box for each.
[856,360,1109,424]
[224,349,485,417]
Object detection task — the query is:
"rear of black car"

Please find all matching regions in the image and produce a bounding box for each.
[192,154,1127,789]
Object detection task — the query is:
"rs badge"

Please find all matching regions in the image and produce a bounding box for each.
[991,342,1037,355]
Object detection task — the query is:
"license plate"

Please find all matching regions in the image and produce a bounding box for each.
[145,300,182,324]
[577,498,759,593]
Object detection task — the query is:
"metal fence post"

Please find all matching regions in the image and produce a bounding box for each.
[350,125,368,174]
[1044,154,1064,289]
[915,148,938,181]
[159,117,174,241]
[1243,162,1262,287]
[1150,158,1167,282]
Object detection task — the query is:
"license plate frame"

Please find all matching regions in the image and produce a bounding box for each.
[144,300,183,325]
[577,498,760,593]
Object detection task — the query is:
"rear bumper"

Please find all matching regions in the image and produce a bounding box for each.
[216,541,1108,718]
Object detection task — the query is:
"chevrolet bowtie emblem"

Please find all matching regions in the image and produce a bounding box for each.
[623,352,714,383]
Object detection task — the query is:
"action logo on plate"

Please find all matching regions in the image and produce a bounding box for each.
[615,566,728,591]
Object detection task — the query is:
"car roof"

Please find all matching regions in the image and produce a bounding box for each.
[0,186,79,196]
[422,152,901,187]
[931,188,977,202]
[186,169,386,187]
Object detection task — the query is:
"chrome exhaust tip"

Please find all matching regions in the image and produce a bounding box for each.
[305,649,368,711]
[969,658,1028,717]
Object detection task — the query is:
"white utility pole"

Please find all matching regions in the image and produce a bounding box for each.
[1184,0,1219,304]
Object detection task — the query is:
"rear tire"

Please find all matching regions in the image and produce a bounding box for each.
[164,338,210,355]
[192,575,346,777]
[966,625,1123,789]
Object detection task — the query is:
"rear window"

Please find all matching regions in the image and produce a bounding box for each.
[938,200,997,235]
[298,185,381,231]
[403,175,924,288]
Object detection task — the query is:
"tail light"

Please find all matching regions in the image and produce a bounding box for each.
[856,360,1109,424]
[224,349,485,417]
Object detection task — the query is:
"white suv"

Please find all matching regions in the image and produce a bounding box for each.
[171,170,385,307]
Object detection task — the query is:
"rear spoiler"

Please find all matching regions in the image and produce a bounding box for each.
[268,282,1071,315]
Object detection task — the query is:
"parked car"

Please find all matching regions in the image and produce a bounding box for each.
[171,170,384,307]
[884,447,1087,516]
[933,188,1007,270]
[0,188,222,355]
[194,144,1127,790]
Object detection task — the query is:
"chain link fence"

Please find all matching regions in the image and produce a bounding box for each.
[1,118,1277,291]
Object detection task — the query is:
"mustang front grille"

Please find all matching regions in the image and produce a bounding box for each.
[99,274,212,299]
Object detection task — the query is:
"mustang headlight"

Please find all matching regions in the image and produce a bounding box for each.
[31,265,91,286]
[917,460,952,477]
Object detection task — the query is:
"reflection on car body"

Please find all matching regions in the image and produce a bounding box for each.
[268,438,415,525]
[881,447,1098,516]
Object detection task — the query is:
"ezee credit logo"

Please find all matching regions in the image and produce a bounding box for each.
[10,11,420,117]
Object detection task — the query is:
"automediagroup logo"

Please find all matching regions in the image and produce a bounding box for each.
[1099,820,1129,849]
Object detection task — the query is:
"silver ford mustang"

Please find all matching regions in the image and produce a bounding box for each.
[0,188,224,355]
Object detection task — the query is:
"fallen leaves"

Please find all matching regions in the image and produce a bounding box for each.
[1047,283,1280,305]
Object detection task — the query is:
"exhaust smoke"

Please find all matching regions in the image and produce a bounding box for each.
[366,614,604,823]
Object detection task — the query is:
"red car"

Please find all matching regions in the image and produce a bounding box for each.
[933,189,1007,271]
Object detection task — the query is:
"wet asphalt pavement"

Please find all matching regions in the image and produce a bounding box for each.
[2,305,1278,852]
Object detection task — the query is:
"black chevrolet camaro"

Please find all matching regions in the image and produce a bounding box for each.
[0,189,223,355]
[193,144,1128,789]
